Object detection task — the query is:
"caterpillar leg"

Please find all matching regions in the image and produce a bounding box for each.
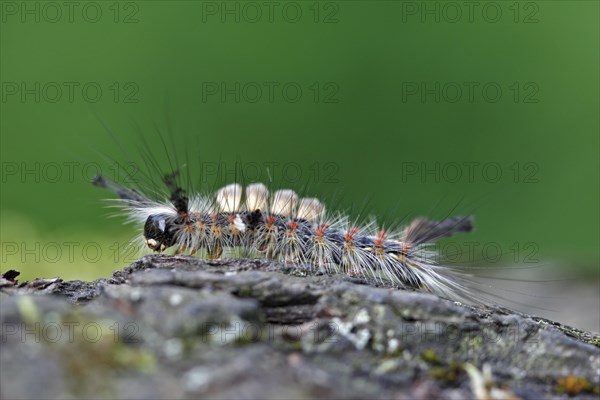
[207,245,223,259]
[174,244,188,255]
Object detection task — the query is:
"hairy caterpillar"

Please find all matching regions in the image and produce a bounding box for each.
[92,169,483,304]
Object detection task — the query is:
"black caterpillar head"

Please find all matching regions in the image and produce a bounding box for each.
[143,214,176,252]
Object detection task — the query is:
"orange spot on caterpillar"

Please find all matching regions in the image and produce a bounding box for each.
[195,221,206,228]
[266,216,276,225]
[344,234,354,242]
[400,242,412,255]
[288,221,299,230]
[228,215,235,223]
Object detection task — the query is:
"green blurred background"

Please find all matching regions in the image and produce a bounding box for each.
[1,0,598,286]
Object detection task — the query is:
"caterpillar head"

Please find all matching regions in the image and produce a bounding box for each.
[144,214,176,252]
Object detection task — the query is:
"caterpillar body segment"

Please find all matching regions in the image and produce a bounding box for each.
[93,176,477,302]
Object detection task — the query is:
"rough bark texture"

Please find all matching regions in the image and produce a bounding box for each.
[1,255,599,399]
